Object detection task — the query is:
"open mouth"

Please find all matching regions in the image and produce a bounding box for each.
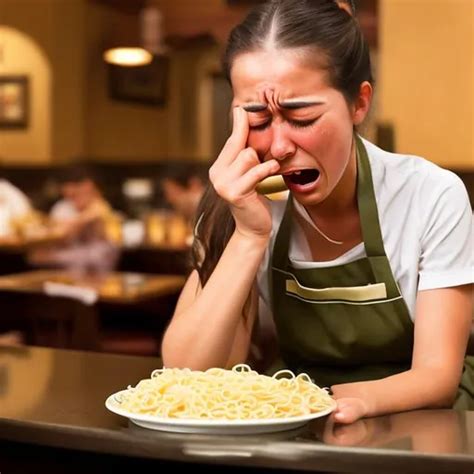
[285,169,320,186]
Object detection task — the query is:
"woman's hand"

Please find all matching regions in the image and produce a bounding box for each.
[208,106,280,240]
[331,397,370,424]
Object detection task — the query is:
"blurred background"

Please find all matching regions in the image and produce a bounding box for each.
[0,0,472,357]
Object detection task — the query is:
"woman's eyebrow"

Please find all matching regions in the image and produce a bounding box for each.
[279,100,325,109]
[242,103,268,113]
[242,100,325,113]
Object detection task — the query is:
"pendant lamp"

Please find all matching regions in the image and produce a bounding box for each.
[103,3,167,67]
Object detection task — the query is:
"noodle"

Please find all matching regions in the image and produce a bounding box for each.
[117,364,334,420]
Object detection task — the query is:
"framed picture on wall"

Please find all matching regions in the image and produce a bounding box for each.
[107,55,169,106]
[0,75,29,128]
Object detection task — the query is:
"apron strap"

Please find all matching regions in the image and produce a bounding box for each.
[269,195,293,305]
[356,137,401,288]
[356,135,386,258]
[271,196,293,270]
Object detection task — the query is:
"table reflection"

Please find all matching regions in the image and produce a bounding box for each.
[308,409,467,454]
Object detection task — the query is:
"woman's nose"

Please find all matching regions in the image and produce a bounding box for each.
[270,123,296,161]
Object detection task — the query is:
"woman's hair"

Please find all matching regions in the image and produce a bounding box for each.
[192,0,373,285]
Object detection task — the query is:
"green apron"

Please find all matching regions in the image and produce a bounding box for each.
[269,136,474,409]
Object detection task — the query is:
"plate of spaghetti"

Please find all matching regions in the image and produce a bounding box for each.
[105,364,336,434]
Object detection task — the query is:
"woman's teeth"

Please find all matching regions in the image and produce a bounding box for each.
[288,169,320,185]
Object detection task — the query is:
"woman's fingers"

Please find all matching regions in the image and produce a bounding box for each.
[231,159,280,200]
[228,146,260,175]
[212,147,260,195]
[213,147,279,203]
[208,107,279,218]
[209,107,249,181]
[207,109,275,238]
[223,106,249,162]
[332,397,368,424]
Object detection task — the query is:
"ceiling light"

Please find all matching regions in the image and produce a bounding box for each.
[103,4,166,67]
[103,47,152,67]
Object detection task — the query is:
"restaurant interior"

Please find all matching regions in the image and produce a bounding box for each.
[0,0,473,472]
[1,0,472,356]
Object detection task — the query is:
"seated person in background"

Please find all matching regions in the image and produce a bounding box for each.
[162,174,205,222]
[0,177,34,344]
[0,176,33,238]
[29,165,119,273]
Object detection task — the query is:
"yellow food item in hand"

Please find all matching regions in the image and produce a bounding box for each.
[256,175,288,195]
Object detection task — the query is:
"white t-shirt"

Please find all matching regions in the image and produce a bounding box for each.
[50,199,79,221]
[0,179,31,236]
[257,139,474,324]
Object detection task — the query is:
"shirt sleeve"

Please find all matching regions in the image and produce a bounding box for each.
[50,200,77,221]
[418,172,473,291]
[3,182,31,218]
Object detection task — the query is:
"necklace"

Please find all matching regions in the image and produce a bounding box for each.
[309,219,344,245]
[294,200,344,246]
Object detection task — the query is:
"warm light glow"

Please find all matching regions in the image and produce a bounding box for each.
[103,47,152,66]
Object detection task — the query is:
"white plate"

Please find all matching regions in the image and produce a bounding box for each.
[105,390,336,435]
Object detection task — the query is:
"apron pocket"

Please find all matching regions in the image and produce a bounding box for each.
[286,277,387,302]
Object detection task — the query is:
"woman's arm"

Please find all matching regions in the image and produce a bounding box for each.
[161,231,266,370]
[331,284,473,423]
[162,107,279,370]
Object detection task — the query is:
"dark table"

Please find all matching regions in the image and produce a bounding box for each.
[0,271,185,352]
[0,269,185,304]
[0,345,473,473]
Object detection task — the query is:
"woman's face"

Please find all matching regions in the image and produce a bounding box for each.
[231,49,368,207]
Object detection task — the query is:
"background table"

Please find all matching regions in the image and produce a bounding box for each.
[0,270,185,354]
[0,269,185,304]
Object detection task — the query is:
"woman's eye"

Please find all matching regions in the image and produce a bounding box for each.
[249,117,320,131]
[288,118,319,129]
[249,121,272,132]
